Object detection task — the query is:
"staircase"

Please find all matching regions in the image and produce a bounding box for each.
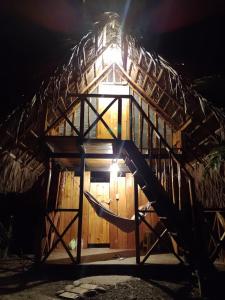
[121,140,213,273]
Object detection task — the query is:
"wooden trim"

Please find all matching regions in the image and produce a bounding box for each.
[116,64,179,129]
[76,156,85,264]
[134,177,140,264]
[83,97,118,139]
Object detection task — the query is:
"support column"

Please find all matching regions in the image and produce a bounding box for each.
[134,178,140,264]
[118,97,122,139]
[35,158,52,263]
[77,155,85,264]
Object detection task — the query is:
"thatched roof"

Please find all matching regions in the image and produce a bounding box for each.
[0,12,225,196]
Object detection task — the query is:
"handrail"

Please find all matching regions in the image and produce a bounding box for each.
[46,93,197,212]
[129,95,193,179]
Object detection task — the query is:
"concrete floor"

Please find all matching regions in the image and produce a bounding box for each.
[47,248,181,265]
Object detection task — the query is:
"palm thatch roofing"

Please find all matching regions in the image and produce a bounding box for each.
[0,13,225,207]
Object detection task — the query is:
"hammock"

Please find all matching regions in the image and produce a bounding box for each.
[84,191,151,233]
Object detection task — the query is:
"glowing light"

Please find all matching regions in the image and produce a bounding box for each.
[104,46,122,65]
[109,159,120,173]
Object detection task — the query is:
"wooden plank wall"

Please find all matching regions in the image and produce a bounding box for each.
[56,171,160,250]
[88,182,110,244]
[109,173,159,249]
[57,172,80,247]
[109,172,135,249]
[82,171,91,248]
[125,173,135,249]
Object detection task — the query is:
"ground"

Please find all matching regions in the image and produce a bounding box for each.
[0,256,224,300]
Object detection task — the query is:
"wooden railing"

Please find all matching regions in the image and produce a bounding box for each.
[46,94,196,213]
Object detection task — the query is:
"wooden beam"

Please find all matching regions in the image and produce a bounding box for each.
[129,58,184,111]
[134,177,140,264]
[50,151,176,160]
[118,97,122,139]
[142,59,152,89]
[45,64,113,135]
[83,96,118,138]
[150,69,163,97]
[76,155,85,264]
[116,64,179,129]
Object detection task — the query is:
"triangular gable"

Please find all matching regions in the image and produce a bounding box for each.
[0,12,225,193]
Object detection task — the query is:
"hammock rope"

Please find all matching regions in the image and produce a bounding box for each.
[84,191,151,233]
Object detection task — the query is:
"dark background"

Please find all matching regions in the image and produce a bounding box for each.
[0,0,225,119]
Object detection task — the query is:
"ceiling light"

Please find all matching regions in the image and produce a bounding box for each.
[104,45,122,65]
[109,159,120,173]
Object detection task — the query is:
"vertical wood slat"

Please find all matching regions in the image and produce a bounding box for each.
[155,158,158,181]
[170,154,176,205]
[82,171,90,248]
[109,172,118,248]
[118,97,122,139]
[139,188,148,245]
[122,35,128,71]
[154,112,158,148]
[80,98,85,138]
[134,177,140,264]
[140,112,143,153]
[57,173,79,247]
[122,97,129,140]
[88,183,110,244]
[117,177,128,248]
[77,156,85,264]
[177,162,182,211]
[49,170,62,249]
[46,159,52,207]
[129,97,133,141]
[43,159,52,253]
[163,159,167,191]
[158,138,162,183]
[126,173,135,249]
[149,126,153,167]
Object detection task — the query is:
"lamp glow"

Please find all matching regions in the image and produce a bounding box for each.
[104,46,122,65]
[109,160,119,173]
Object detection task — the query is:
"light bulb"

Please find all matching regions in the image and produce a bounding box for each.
[104,46,122,65]
[109,160,120,173]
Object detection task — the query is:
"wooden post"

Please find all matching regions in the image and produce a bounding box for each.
[118,97,122,139]
[46,159,52,207]
[82,172,90,248]
[149,126,153,167]
[159,138,162,183]
[77,155,85,263]
[44,159,53,252]
[80,97,85,138]
[140,114,143,153]
[177,162,182,211]
[134,178,140,264]
[129,97,133,141]
[35,159,52,263]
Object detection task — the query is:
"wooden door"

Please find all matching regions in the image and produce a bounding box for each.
[88,182,110,244]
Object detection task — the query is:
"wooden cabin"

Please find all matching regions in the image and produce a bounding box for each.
[0,13,225,267]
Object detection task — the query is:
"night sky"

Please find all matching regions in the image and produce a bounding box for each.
[1,0,225,121]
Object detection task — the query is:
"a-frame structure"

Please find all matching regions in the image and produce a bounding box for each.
[1,13,225,276]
